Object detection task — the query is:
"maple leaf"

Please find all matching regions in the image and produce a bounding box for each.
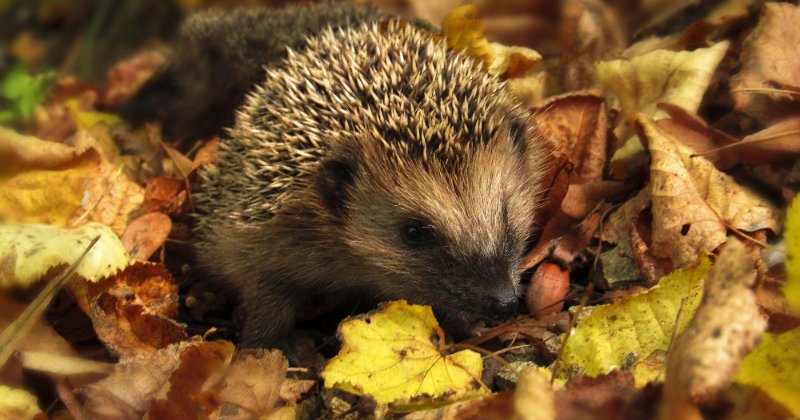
[322,300,487,412]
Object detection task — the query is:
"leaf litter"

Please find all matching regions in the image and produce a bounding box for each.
[1,0,800,418]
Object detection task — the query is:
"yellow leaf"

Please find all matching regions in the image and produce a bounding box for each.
[441,5,541,79]
[597,41,729,176]
[561,256,711,381]
[0,223,130,289]
[0,127,143,233]
[322,300,487,412]
[735,329,800,416]
[0,385,41,420]
[642,116,778,267]
[784,194,800,312]
[65,98,121,129]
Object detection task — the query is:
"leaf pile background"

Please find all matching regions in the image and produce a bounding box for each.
[1,0,799,418]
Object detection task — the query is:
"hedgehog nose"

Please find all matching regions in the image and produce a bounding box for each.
[489,289,519,320]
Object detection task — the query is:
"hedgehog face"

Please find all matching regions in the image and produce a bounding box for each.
[326,122,541,321]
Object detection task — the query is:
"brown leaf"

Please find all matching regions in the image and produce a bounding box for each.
[77,340,229,419]
[731,2,800,122]
[143,176,189,215]
[533,91,609,183]
[664,238,767,415]
[121,212,172,262]
[555,371,638,420]
[641,116,778,267]
[91,292,187,357]
[560,0,626,91]
[102,51,167,108]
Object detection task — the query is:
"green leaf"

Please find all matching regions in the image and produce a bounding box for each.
[0,63,54,122]
[784,194,800,312]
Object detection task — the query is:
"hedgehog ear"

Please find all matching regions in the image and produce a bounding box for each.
[319,157,356,218]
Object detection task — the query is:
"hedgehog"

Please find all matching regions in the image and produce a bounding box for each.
[119,2,381,144]
[180,7,548,347]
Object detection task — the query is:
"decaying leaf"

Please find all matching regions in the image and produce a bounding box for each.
[0,223,129,289]
[322,300,487,412]
[120,212,172,262]
[596,41,729,175]
[560,256,711,381]
[533,91,608,184]
[642,116,778,267]
[731,2,800,122]
[664,238,766,416]
[0,127,144,233]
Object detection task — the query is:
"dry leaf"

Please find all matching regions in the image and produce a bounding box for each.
[731,2,800,122]
[597,41,729,175]
[533,91,608,183]
[642,116,778,267]
[664,238,766,417]
[121,212,172,261]
[560,0,626,91]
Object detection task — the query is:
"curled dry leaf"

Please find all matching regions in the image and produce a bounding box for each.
[533,91,608,184]
[596,41,729,175]
[69,260,178,317]
[731,2,800,122]
[512,368,556,420]
[664,238,766,416]
[121,212,172,262]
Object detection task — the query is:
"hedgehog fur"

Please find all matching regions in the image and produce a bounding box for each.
[119,2,380,144]
[192,17,548,347]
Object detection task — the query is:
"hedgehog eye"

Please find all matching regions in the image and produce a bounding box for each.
[402,220,430,247]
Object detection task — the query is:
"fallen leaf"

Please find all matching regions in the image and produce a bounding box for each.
[0,223,129,289]
[120,212,172,261]
[143,177,188,215]
[560,0,626,91]
[322,300,487,412]
[533,91,608,183]
[0,385,41,420]
[512,368,556,420]
[597,41,729,176]
[555,371,638,420]
[730,2,800,122]
[560,256,711,381]
[664,238,766,417]
[642,116,779,267]
[734,328,800,416]
[441,5,542,79]
[784,194,800,312]
[0,127,144,233]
